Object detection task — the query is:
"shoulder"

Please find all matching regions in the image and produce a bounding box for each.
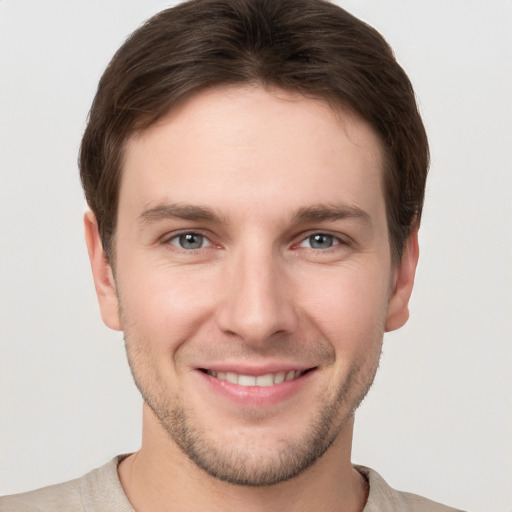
[356,465,466,512]
[0,456,133,512]
[0,477,83,512]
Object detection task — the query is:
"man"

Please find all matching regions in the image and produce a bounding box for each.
[1,0,464,510]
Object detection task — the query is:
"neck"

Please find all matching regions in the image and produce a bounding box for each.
[118,404,368,512]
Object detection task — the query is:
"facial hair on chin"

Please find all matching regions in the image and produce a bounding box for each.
[124,330,382,487]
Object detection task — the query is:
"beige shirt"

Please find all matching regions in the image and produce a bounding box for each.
[0,456,464,511]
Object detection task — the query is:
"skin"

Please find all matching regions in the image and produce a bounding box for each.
[85,85,419,512]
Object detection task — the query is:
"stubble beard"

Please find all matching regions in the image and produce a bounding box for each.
[124,333,382,487]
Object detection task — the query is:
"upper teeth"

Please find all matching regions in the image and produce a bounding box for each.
[207,370,304,387]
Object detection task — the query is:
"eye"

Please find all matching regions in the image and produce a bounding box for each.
[300,233,340,250]
[168,232,211,250]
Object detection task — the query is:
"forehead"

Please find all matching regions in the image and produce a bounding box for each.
[120,85,386,226]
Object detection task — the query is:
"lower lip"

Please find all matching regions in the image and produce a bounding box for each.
[197,370,315,408]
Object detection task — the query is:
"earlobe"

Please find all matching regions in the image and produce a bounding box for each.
[84,211,122,331]
[385,229,420,332]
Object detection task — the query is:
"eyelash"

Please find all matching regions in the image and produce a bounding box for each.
[162,230,350,253]
[296,232,348,250]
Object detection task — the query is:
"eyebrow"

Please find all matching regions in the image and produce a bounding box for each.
[137,202,372,228]
[291,204,372,226]
[138,203,225,226]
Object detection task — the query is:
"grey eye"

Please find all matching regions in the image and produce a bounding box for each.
[171,233,208,250]
[302,233,338,249]
[310,234,333,248]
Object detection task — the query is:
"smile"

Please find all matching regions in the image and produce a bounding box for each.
[204,369,309,387]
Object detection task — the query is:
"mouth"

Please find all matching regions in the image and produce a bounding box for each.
[199,368,315,387]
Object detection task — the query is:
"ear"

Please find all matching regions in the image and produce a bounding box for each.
[385,229,420,332]
[84,211,122,331]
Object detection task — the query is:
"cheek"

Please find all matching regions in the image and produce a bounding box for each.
[297,262,391,350]
[117,259,219,353]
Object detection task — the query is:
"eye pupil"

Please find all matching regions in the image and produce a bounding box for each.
[310,234,333,249]
[179,233,203,249]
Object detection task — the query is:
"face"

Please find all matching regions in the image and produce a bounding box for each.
[86,85,418,486]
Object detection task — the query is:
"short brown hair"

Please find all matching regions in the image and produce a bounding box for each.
[79,0,429,261]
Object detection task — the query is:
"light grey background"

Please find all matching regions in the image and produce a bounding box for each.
[1,1,511,511]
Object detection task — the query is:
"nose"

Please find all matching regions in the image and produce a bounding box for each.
[216,244,298,347]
